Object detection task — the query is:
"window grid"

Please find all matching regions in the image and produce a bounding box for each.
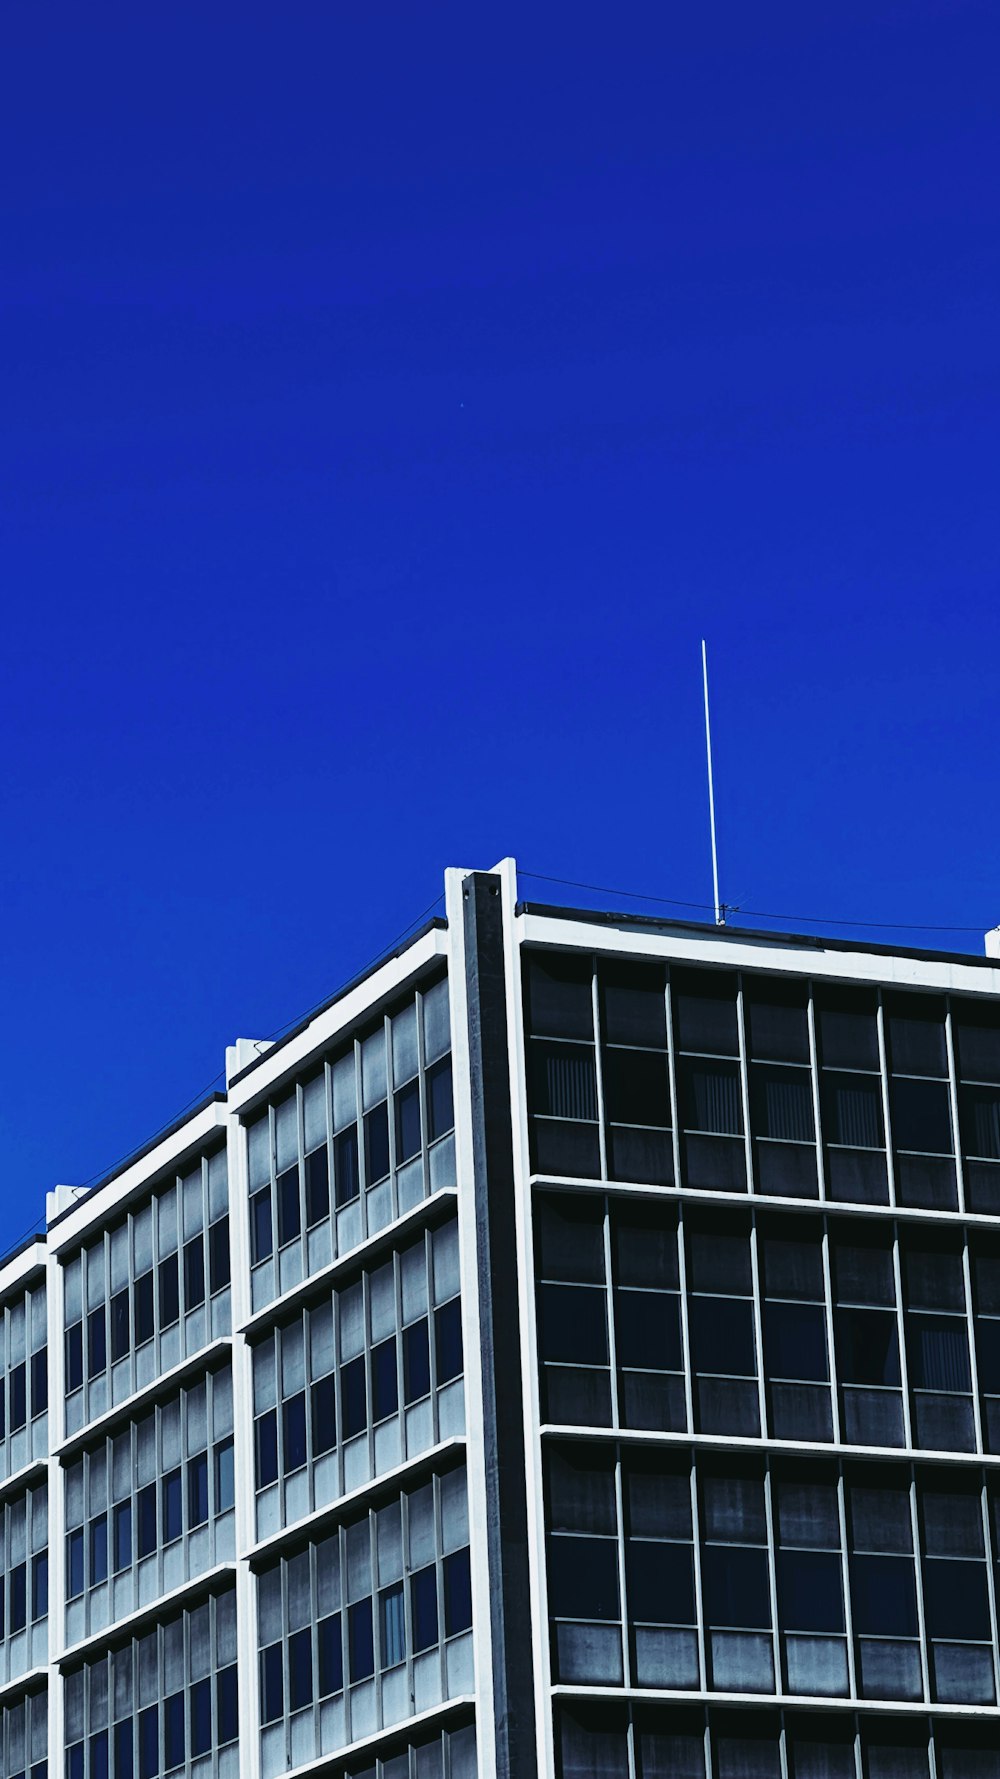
[64,1588,238,1779]
[251,1218,464,1539]
[0,1482,48,1684]
[62,1149,231,1436]
[523,951,1000,1218]
[555,1698,1000,1779]
[245,976,454,1313]
[0,1685,47,1779]
[544,1440,1000,1709]
[0,1279,48,1480]
[256,1468,473,1778]
[535,1188,1000,1462]
[63,1367,234,1642]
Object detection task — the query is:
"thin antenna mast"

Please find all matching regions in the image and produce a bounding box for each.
[701,639,724,925]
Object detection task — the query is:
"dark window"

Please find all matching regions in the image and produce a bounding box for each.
[114,1501,132,1571]
[381,1581,405,1666]
[138,1707,158,1779]
[283,1392,307,1471]
[615,1289,682,1371]
[29,1350,47,1415]
[87,1309,107,1378]
[209,1216,231,1292]
[215,1438,235,1511]
[836,1308,900,1385]
[526,953,594,1040]
[777,1549,844,1632]
[67,1528,84,1597]
[90,1514,108,1584]
[188,1451,209,1527]
[341,1356,367,1439]
[850,1553,918,1636]
[602,1048,670,1128]
[601,962,667,1047]
[90,1731,109,1779]
[444,1547,473,1635]
[403,1319,431,1403]
[261,1643,283,1723]
[289,1625,313,1711]
[137,1482,157,1557]
[8,1562,25,1631]
[678,1057,743,1134]
[372,1337,398,1421]
[395,1079,422,1163]
[530,1040,598,1120]
[66,1322,84,1392]
[348,1598,374,1681]
[110,1289,130,1362]
[764,1302,828,1382]
[626,1540,695,1626]
[365,1102,391,1183]
[162,1468,182,1542]
[411,1564,438,1651]
[114,1720,133,1779]
[427,1057,454,1140]
[311,1374,337,1455]
[158,1254,179,1328]
[887,998,948,1076]
[164,1692,184,1772]
[305,1148,330,1225]
[689,1297,756,1377]
[318,1613,343,1695]
[673,970,739,1055]
[276,1166,301,1245]
[817,991,879,1070]
[189,1678,211,1760]
[751,1065,815,1142]
[435,1298,464,1383]
[746,982,810,1063]
[536,1194,606,1283]
[334,1124,360,1206]
[31,1552,47,1618]
[538,1282,608,1365]
[9,1362,26,1431]
[183,1237,205,1311]
[821,1073,883,1148]
[701,1546,771,1628]
[68,1744,85,1779]
[548,1534,620,1621]
[891,1078,952,1154]
[133,1271,154,1346]
[217,1665,238,1744]
[250,1188,273,1263]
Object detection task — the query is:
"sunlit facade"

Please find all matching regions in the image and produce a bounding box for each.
[5,860,1000,1779]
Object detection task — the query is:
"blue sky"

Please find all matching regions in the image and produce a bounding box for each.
[1,2,998,1254]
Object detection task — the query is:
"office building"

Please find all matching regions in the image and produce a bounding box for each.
[4,858,1000,1779]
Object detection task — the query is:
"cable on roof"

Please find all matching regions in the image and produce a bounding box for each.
[519,870,985,935]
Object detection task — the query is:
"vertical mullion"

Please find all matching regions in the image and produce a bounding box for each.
[296,1082,306,1264]
[689,1438,708,1693]
[891,1220,915,1452]
[385,1012,398,1224]
[877,990,898,1211]
[665,969,684,1194]
[676,1199,696,1439]
[325,1056,336,1257]
[354,1036,368,1246]
[736,974,755,1195]
[612,1444,630,1691]
[963,1223,986,1457]
[394,1251,406,1462]
[908,1462,931,1704]
[821,1217,844,1446]
[591,959,609,1184]
[748,1208,769,1441]
[762,1452,782,1700]
[808,981,827,1202]
[602,1191,622,1427]
[945,997,968,1217]
[981,1467,1000,1710]
[836,1462,858,1701]
[363,1270,375,1484]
